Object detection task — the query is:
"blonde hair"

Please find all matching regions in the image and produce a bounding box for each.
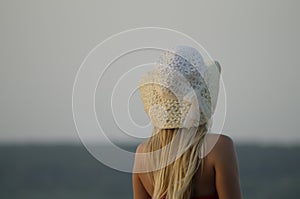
[142,124,208,199]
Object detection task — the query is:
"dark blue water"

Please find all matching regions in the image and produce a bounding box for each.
[0,144,299,199]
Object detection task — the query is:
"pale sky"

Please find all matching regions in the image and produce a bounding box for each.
[0,0,299,144]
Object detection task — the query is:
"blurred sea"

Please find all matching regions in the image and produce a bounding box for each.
[0,143,299,199]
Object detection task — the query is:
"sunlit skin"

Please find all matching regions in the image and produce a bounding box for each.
[133,134,243,199]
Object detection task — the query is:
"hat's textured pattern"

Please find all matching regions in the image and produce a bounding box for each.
[139,46,220,129]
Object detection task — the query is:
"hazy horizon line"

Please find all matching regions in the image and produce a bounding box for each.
[0,140,299,148]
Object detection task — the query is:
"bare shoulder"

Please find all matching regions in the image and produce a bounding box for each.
[206,134,242,199]
[206,133,235,149]
[133,140,149,174]
[205,133,237,163]
[215,134,234,147]
[135,140,148,154]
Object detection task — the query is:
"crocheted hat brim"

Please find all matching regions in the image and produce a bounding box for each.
[139,61,219,129]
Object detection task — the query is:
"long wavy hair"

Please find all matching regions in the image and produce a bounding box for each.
[142,123,208,199]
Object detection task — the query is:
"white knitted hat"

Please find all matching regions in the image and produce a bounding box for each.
[139,45,221,129]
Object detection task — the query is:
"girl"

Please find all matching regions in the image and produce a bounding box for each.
[133,46,242,199]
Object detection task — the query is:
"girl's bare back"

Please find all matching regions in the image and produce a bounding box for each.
[133,134,242,199]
